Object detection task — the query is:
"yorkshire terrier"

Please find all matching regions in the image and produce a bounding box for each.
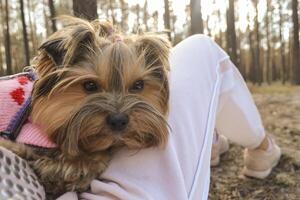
[0,16,170,198]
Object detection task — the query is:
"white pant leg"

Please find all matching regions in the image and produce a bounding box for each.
[216,59,266,149]
[168,35,225,200]
[170,35,266,199]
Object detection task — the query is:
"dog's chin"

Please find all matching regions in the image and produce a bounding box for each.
[77,127,167,156]
[118,131,163,149]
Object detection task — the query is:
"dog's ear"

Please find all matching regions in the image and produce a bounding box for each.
[39,38,66,66]
[34,18,96,98]
[135,35,171,114]
[135,34,171,71]
[38,31,94,68]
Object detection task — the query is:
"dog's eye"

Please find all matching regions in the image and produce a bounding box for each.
[83,81,98,92]
[130,80,144,92]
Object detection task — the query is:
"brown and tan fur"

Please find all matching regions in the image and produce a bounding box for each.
[0,16,171,198]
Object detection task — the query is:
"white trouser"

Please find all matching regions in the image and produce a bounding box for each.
[58,35,266,200]
[215,59,266,149]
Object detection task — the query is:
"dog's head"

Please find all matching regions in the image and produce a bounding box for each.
[31,16,171,157]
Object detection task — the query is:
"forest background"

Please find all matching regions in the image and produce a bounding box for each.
[0,0,299,86]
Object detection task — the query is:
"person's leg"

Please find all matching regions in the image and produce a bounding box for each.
[214,58,281,178]
[168,34,228,199]
[168,35,280,199]
[216,59,265,148]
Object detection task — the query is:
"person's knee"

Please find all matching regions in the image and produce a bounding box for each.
[178,34,213,50]
[172,34,215,60]
[187,34,212,43]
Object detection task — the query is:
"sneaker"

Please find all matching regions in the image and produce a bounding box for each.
[242,136,281,179]
[211,134,229,166]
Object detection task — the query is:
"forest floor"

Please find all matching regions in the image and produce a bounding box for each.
[209,85,300,200]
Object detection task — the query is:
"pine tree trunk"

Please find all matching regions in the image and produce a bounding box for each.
[265,0,271,84]
[247,6,256,83]
[48,0,57,32]
[43,0,51,37]
[108,0,116,24]
[164,0,171,41]
[20,0,30,66]
[292,0,300,84]
[206,15,212,37]
[216,8,225,50]
[73,0,98,21]
[190,0,203,34]
[249,30,256,83]
[279,1,286,84]
[143,0,149,31]
[137,4,140,26]
[3,0,12,75]
[152,11,159,31]
[27,0,37,54]
[253,0,261,85]
[236,31,245,78]
[120,0,128,32]
[226,0,238,68]
[287,34,292,81]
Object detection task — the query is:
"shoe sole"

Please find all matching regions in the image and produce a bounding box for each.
[242,166,272,179]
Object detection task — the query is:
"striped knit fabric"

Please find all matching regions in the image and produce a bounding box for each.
[0,73,56,148]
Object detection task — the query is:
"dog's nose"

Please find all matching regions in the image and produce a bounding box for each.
[106,113,129,131]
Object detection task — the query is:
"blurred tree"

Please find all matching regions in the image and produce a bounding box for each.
[215,3,226,50]
[98,0,109,19]
[27,0,38,53]
[265,0,271,84]
[108,0,116,24]
[73,0,98,20]
[253,0,261,85]
[143,0,149,31]
[164,0,171,40]
[20,0,30,66]
[205,15,212,37]
[152,11,159,32]
[288,31,292,78]
[292,0,300,84]
[48,0,57,32]
[190,0,203,34]
[120,0,129,32]
[2,0,12,75]
[226,0,238,68]
[163,0,176,43]
[43,0,51,37]
[170,2,177,40]
[136,4,140,29]
[278,0,287,84]
[0,0,295,85]
[131,4,141,32]
[58,0,73,15]
[247,5,256,83]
